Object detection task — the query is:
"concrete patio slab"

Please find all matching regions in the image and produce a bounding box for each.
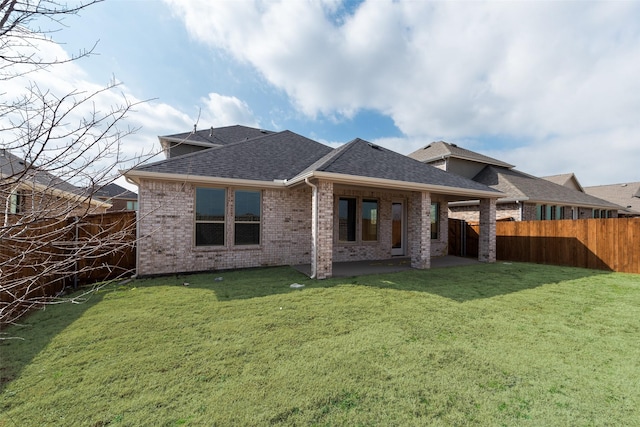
[292,255,480,278]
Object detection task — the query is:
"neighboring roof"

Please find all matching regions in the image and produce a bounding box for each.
[584,182,640,215]
[292,139,502,195]
[1,149,84,194]
[408,141,515,169]
[473,166,621,209]
[0,149,110,208]
[94,183,137,200]
[542,173,585,192]
[135,130,333,182]
[159,125,275,148]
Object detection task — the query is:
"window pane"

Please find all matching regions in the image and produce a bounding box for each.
[431,202,439,240]
[196,188,225,221]
[196,223,224,246]
[9,192,17,214]
[235,190,260,221]
[235,223,260,245]
[362,199,378,241]
[338,198,356,242]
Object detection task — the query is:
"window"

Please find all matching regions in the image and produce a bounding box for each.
[338,198,356,242]
[537,204,547,220]
[9,189,24,214]
[195,188,225,246]
[550,205,557,220]
[431,202,439,240]
[362,199,378,241]
[126,201,138,211]
[234,190,261,245]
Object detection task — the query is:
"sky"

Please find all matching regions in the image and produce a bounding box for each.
[4,0,640,190]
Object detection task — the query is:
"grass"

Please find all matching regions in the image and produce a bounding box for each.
[1,262,640,426]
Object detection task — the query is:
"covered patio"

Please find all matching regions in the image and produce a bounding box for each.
[293,255,480,278]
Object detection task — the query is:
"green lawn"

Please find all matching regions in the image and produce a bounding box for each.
[1,263,639,426]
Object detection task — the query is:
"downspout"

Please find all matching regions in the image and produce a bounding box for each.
[304,177,318,279]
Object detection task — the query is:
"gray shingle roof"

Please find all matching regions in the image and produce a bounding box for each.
[294,138,502,194]
[408,141,514,168]
[133,131,501,196]
[584,182,640,215]
[0,149,81,195]
[542,173,584,192]
[474,166,620,208]
[94,183,137,200]
[160,125,274,147]
[138,130,333,181]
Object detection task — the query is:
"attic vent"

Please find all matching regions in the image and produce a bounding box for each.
[209,126,214,137]
[424,144,432,149]
[367,143,382,150]
[621,183,628,187]
[450,143,458,147]
[260,129,268,133]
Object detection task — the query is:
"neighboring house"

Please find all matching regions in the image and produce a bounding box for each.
[408,141,620,222]
[126,127,503,279]
[93,183,138,212]
[1,149,110,222]
[541,173,585,193]
[584,182,640,217]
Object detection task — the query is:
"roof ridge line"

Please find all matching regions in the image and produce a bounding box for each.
[318,139,358,171]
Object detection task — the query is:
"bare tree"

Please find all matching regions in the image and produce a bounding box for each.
[1,1,150,331]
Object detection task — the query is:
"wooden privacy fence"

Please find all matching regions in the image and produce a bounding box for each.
[1,211,136,321]
[450,218,640,274]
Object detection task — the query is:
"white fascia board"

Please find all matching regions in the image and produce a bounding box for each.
[124,169,286,189]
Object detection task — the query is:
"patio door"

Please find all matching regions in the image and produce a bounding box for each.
[391,201,405,256]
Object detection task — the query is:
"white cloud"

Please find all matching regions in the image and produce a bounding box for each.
[198,93,260,128]
[1,36,194,185]
[165,0,640,183]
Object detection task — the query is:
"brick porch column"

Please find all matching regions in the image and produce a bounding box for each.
[314,180,334,279]
[479,198,497,263]
[410,191,431,269]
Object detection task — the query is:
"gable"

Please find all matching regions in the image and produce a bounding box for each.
[408,141,514,170]
[542,173,584,192]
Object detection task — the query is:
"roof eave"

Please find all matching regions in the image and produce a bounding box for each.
[1,172,111,208]
[124,169,287,189]
[289,171,504,199]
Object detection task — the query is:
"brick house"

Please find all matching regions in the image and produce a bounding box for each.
[1,149,110,223]
[93,183,138,212]
[408,141,620,222]
[126,126,502,279]
[583,182,640,217]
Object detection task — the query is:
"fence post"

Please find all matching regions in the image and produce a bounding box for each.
[73,216,79,290]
